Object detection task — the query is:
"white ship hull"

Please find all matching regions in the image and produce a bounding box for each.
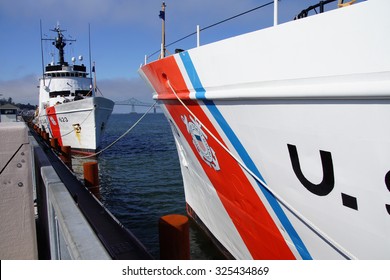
[34,25,114,155]
[140,0,390,259]
[36,97,114,153]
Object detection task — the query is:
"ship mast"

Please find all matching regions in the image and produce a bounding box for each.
[49,25,76,66]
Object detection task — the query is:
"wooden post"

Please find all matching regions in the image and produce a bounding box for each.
[60,146,72,170]
[43,132,49,142]
[83,161,100,200]
[159,214,190,260]
[50,138,59,150]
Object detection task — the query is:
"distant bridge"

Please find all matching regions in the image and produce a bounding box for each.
[115,98,158,113]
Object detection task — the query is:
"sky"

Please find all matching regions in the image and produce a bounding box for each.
[0,0,364,113]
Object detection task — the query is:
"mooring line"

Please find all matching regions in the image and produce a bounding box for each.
[166,79,356,260]
[72,101,157,159]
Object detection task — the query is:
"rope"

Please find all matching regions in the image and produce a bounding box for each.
[199,1,274,33]
[38,100,95,140]
[148,0,275,59]
[166,79,356,260]
[60,108,94,138]
[72,101,157,159]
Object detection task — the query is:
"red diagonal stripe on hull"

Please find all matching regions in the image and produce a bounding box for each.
[141,58,295,259]
[46,106,63,146]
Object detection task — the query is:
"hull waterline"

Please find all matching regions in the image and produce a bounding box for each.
[37,97,114,154]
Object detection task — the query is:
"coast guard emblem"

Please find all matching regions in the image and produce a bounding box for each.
[182,115,220,171]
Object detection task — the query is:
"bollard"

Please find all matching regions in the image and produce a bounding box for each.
[60,146,72,170]
[50,138,59,150]
[159,214,190,260]
[83,162,100,200]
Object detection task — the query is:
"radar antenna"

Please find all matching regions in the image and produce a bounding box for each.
[42,23,76,66]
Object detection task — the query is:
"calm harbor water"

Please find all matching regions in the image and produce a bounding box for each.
[72,113,224,260]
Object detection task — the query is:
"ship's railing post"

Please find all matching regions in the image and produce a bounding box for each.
[197,25,200,47]
[274,0,278,26]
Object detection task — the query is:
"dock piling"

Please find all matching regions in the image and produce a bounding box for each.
[83,161,100,200]
[159,214,190,260]
[43,132,49,142]
[60,146,72,170]
[50,138,59,150]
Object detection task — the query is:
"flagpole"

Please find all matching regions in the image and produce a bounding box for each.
[160,2,166,58]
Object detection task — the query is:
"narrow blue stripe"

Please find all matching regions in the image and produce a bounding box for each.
[179,51,312,260]
[179,52,206,99]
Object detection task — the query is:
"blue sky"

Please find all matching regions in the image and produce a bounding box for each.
[0,0,364,113]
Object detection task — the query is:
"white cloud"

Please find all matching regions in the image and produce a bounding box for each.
[98,76,153,103]
[0,74,153,113]
[0,0,264,29]
[0,75,39,105]
[0,0,367,109]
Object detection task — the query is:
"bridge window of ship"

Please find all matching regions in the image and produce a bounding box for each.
[50,90,71,98]
[73,65,86,72]
[45,65,62,71]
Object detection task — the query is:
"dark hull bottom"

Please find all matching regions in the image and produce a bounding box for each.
[186,203,235,260]
[71,147,99,157]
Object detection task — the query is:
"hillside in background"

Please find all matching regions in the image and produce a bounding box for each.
[0,97,36,111]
